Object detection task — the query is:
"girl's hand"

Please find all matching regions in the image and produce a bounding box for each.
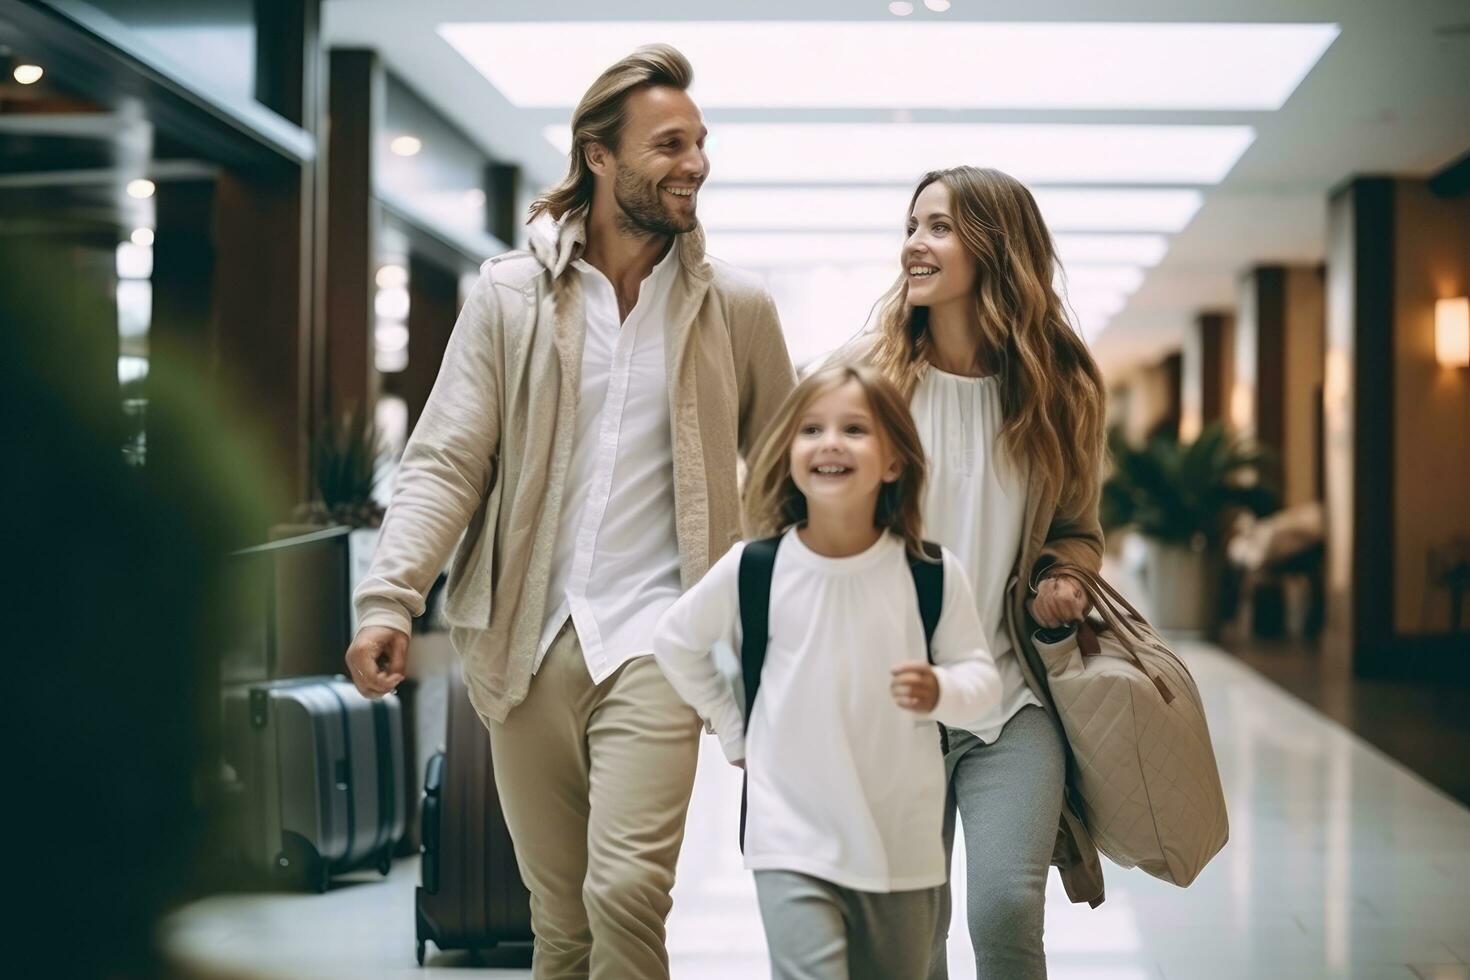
[1029,574,1089,628]
[891,661,940,713]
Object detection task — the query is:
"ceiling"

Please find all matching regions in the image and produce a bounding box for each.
[322,0,1470,375]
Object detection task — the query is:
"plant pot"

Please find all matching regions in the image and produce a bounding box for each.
[1139,538,1219,636]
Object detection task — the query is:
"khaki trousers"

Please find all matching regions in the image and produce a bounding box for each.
[487,625,701,980]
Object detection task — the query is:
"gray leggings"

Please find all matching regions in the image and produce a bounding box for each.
[756,870,941,980]
[928,705,1066,980]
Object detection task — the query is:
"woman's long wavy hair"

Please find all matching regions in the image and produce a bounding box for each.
[869,166,1107,509]
[743,365,931,560]
[527,44,693,223]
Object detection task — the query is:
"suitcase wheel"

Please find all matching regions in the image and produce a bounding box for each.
[415,939,426,967]
[315,863,331,894]
[377,848,392,876]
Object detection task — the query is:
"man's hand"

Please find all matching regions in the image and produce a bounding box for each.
[890,661,940,713]
[1029,574,1089,628]
[344,626,409,699]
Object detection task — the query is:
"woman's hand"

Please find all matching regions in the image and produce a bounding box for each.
[1029,574,1089,628]
[891,661,940,713]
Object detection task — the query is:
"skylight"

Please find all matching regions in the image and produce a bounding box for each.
[442,22,1337,111]
[545,123,1255,185]
[695,188,1203,233]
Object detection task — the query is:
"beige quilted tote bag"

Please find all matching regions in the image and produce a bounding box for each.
[1035,563,1229,887]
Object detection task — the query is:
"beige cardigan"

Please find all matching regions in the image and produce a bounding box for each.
[354,214,797,723]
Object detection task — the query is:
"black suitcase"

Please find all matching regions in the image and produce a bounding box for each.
[223,675,406,892]
[415,670,533,966]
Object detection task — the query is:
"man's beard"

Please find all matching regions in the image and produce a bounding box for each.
[612,164,696,238]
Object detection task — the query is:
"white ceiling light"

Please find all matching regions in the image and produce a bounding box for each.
[376,264,408,290]
[376,347,409,374]
[1035,189,1202,233]
[118,355,150,385]
[464,188,486,208]
[444,22,1337,110]
[13,64,44,85]
[1053,234,1170,267]
[126,179,156,200]
[925,0,952,11]
[116,241,153,280]
[117,281,152,339]
[1059,266,1147,295]
[889,2,914,15]
[696,187,1202,233]
[546,123,1254,185]
[130,228,154,247]
[708,233,899,267]
[375,321,410,354]
[390,135,423,157]
[375,286,411,320]
[706,232,1168,269]
[1061,290,1129,318]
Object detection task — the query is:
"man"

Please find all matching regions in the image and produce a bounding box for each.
[345,44,796,979]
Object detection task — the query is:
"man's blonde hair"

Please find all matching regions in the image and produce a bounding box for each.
[528,44,694,223]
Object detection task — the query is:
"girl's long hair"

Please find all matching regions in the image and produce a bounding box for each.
[743,365,930,559]
[869,166,1106,511]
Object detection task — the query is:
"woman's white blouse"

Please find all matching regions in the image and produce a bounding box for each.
[911,367,1042,744]
[653,530,1003,892]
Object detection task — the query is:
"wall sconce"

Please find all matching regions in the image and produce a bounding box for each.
[1437,297,1470,368]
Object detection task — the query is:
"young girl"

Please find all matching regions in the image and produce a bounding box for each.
[653,364,1003,980]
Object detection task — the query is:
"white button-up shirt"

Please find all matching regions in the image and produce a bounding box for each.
[535,245,684,682]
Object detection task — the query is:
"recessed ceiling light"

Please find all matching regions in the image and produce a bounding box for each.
[12,64,44,85]
[390,135,423,157]
[546,123,1254,185]
[116,242,153,280]
[118,356,150,385]
[375,321,410,354]
[126,179,156,200]
[376,264,408,290]
[925,0,952,11]
[130,228,155,247]
[375,286,411,320]
[375,346,409,374]
[446,21,1338,110]
[695,187,1202,234]
[889,2,915,15]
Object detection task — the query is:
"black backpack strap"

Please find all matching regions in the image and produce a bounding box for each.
[909,541,950,755]
[910,541,944,663]
[738,535,784,719]
[737,535,783,851]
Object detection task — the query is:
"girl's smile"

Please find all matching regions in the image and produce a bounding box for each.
[789,381,901,509]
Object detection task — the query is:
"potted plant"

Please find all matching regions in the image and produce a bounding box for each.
[1101,422,1277,635]
[294,403,388,531]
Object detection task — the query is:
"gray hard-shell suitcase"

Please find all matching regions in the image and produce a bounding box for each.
[223,676,406,892]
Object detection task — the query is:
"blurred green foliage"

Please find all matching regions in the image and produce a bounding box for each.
[1101,422,1279,548]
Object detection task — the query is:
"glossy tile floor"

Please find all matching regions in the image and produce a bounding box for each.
[165,641,1470,979]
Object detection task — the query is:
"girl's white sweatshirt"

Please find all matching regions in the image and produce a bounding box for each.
[652,528,1004,892]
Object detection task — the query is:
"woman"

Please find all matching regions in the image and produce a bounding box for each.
[842,166,1109,978]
